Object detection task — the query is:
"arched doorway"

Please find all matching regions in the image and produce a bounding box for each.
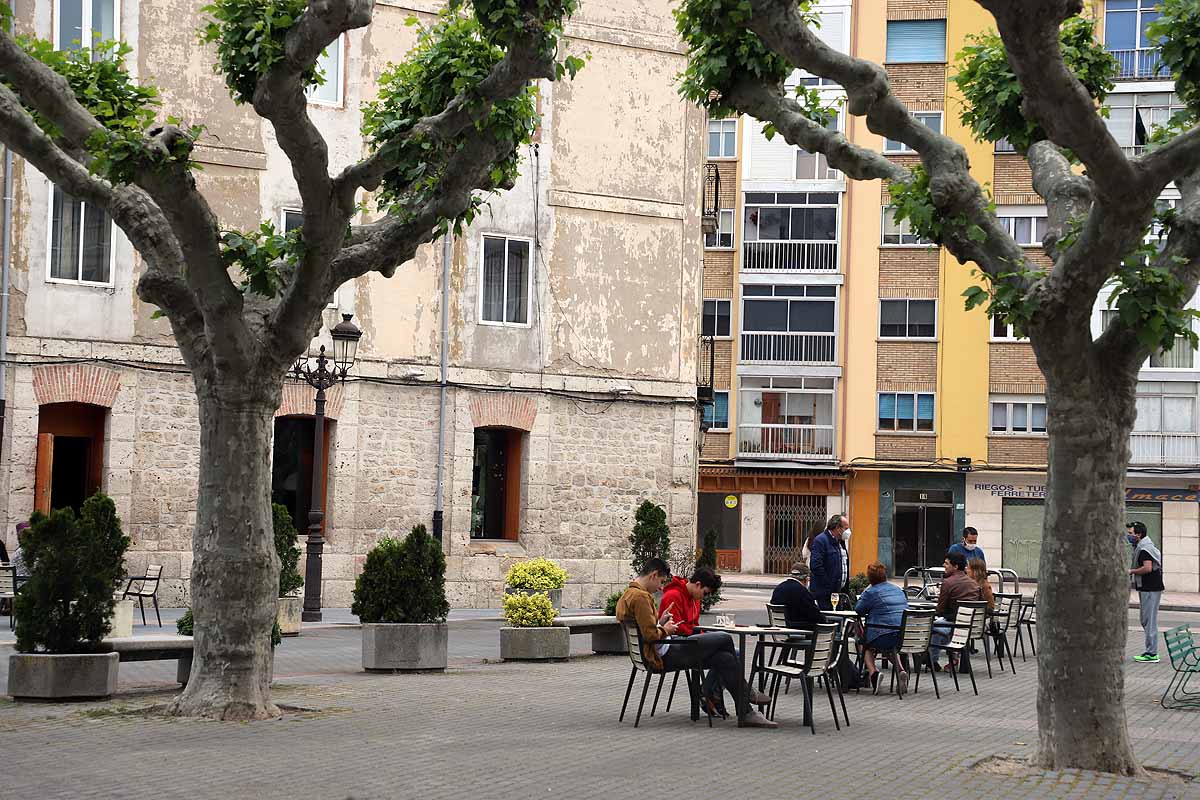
[35,402,107,514]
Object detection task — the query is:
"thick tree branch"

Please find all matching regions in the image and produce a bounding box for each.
[0,31,101,154]
[1027,141,1093,254]
[1137,124,1200,193]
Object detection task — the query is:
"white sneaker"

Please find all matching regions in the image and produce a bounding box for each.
[749,687,771,705]
[742,708,779,729]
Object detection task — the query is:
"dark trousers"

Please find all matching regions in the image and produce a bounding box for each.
[661,632,749,716]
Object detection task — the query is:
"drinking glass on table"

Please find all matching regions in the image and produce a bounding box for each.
[830,593,840,611]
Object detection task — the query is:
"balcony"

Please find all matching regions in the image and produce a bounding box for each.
[741,332,836,364]
[743,240,838,272]
[1130,433,1200,467]
[1107,48,1169,80]
[738,423,835,460]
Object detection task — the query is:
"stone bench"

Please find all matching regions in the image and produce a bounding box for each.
[552,615,624,654]
[98,635,194,685]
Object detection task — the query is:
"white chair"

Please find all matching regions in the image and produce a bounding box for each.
[761,622,848,734]
[0,564,14,631]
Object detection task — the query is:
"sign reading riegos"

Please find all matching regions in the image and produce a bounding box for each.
[975,483,1200,503]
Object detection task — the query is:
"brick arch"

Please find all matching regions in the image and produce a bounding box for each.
[32,364,121,408]
[470,393,537,432]
[275,382,345,420]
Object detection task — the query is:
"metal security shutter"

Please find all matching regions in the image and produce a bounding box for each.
[885,20,946,63]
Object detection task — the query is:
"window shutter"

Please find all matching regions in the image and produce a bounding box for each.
[878,393,896,419]
[917,394,935,421]
[748,123,798,180]
[885,20,946,63]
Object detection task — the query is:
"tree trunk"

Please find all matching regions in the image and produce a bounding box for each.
[1035,371,1142,775]
[169,386,281,720]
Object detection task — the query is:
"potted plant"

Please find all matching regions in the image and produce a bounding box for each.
[629,500,671,577]
[352,525,449,672]
[9,492,130,700]
[500,592,569,661]
[504,558,569,609]
[696,528,724,612]
[274,504,304,636]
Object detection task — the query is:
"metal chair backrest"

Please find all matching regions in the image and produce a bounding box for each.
[898,609,935,654]
[950,602,984,648]
[130,565,163,596]
[806,622,838,674]
[993,593,1020,632]
[765,603,795,645]
[622,622,650,672]
[0,564,13,595]
[1164,625,1197,671]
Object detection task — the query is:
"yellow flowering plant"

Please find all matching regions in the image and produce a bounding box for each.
[504,558,569,591]
[502,592,557,628]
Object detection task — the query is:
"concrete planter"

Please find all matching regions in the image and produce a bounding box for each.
[591,624,626,654]
[362,623,448,672]
[108,600,134,639]
[276,596,302,637]
[500,626,570,661]
[505,586,563,609]
[8,652,119,701]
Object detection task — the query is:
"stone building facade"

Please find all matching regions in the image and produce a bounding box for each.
[0,0,704,607]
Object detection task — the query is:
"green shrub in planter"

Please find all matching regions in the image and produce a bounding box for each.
[696,528,724,612]
[502,592,556,628]
[177,607,282,647]
[352,525,449,624]
[504,557,568,591]
[603,590,623,616]
[629,500,670,576]
[847,572,870,605]
[274,503,304,597]
[15,492,130,654]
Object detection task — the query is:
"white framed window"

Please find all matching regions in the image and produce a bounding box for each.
[885,20,946,63]
[281,208,337,307]
[54,0,118,54]
[1102,309,1195,368]
[479,234,532,326]
[705,209,734,249]
[787,8,848,87]
[1104,93,1185,157]
[1135,382,1198,435]
[877,392,935,432]
[47,183,115,286]
[879,299,936,339]
[307,35,345,106]
[881,207,932,246]
[703,391,730,430]
[997,207,1048,246]
[703,299,732,338]
[795,111,841,180]
[707,119,737,158]
[738,376,836,457]
[995,137,1017,153]
[884,112,942,152]
[991,317,1028,341]
[1104,0,1168,79]
[990,395,1047,435]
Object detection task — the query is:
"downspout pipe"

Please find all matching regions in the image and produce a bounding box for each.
[0,4,15,496]
[432,234,451,541]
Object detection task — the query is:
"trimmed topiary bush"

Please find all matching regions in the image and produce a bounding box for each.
[696,528,724,612]
[504,557,568,591]
[502,592,556,628]
[14,492,130,654]
[352,524,449,624]
[629,500,671,576]
[274,503,303,597]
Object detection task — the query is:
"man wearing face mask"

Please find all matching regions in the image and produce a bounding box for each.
[810,514,850,610]
[947,527,986,569]
[1127,521,1164,663]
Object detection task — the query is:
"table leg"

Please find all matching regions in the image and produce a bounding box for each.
[736,633,748,728]
[755,634,767,693]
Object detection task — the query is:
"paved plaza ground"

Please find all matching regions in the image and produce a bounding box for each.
[0,599,1197,800]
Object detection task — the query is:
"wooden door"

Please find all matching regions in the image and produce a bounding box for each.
[34,433,54,515]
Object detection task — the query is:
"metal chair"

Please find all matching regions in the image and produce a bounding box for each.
[990,593,1020,675]
[868,609,938,699]
[760,622,848,734]
[619,622,712,728]
[1015,595,1037,660]
[0,564,15,631]
[122,564,163,627]
[1162,624,1200,710]
[939,601,986,696]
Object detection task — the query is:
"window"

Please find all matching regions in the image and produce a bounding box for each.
[997,212,1048,246]
[885,20,946,63]
[992,317,1027,341]
[738,376,836,457]
[741,285,837,362]
[1104,93,1185,156]
[703,391,730,429]
[742,193,840,271]
[995,137,1017,153]
[1104,0,1167,79]
[705,209,734,248]
[1135,382,1198,434]
[479,235,531,325]
[990,395,1047,435]
[708,118,737,158]
[1103,309,1195,368]
[794,112,841,180]
[878,392,935,432]
[787,9,847,87]
[884,112,942,152]
[1002,498,1045,580]
[881,207,931,246]
[879,299,936,339]
[703,299,731,337]
[48,185,113,285]
[281,208,303,234]
[54,0,117,54]
[470,427,522,540]
[307,35,344,105]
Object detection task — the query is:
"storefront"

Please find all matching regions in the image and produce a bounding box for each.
[966,473,1200,591]
[875,471,967,576]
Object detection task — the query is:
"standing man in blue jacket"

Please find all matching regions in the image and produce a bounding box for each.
[810,514,850,610]
[947,526,986,568]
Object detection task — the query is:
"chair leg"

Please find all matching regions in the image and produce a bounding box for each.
[824,672,840,731]
[138,596,147,626]
[982,636,994,678]
[665,671,680,713]
[620,668,636,722]
[949,653,961,692]
[913,656,921,694]
[1016,623,1027,662]
[834,672,850,727]
[926,651,940,699]
[634,673,652,728]
[650,673,666,717]
[768,673,781,720]
[1005,631,1017,675]
[1027,623,1037,656]
[153,594,162,627]
[968,658,979,696]
[804,678,816,735]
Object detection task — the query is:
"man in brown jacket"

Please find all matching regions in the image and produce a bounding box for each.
[616,558,776,728]
[930,550,982,670]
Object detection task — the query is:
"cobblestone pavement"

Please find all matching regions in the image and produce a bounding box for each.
[1,609,1198,800]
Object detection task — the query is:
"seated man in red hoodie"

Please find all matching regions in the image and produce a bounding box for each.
[658,567,747,718]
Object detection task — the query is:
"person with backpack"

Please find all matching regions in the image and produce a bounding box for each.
[1127,521,1164,663]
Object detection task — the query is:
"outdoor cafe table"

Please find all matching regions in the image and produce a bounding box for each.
[694,623,811,727]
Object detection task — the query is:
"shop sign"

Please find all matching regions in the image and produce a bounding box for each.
[973,483,1046,498]
[975,482,1200,503]
[724,494,738,509]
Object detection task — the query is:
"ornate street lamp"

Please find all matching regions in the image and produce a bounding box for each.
[702,164,721,235]
[292,313,362,622]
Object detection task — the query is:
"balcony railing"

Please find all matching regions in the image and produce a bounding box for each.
[1130,433,1200,467]
[743,240,838,272]
[738,424,835,459]
[1107,48,1169,80]
[741,332,836,364]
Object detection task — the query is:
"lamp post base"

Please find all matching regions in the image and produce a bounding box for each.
[301,610,323,623]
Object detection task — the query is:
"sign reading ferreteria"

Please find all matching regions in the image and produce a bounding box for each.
[974,483,1200,503]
